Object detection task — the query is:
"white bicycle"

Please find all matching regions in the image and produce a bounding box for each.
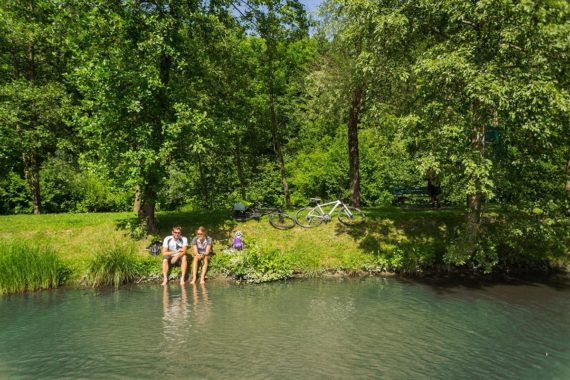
[295,198,365,228]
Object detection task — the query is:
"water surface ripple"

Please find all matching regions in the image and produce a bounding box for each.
[1,277,569,379]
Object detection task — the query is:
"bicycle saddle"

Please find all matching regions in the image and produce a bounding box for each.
[309,197,322,204]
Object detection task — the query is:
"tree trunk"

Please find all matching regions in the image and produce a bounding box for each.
[348,86,364,207]
[566,155,570,195]
[137,19,171,232]
[138,183,157,234]
[270,95,290,208]
[235,145,246,200]
[566,148,570,215]
[465,99,486,247]
[267,53,290,207]
[197,154,210,208]
[23,0,41,214]
[22,152,42,214]
[133,185,141,214]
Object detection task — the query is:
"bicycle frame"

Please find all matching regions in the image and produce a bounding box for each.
[239,203,286,219]
[311,199,353,218]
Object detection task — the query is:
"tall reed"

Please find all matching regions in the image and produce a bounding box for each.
[87,240,140,288]
[0,240,66,295]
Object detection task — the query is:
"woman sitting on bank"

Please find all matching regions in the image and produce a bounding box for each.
[190,226,213,285]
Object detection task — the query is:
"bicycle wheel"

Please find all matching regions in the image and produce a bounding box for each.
[295,207,323,228]
[231,209,246,222]
[231,208,257,222]
[338,206,365,226]
[268,211,296,230]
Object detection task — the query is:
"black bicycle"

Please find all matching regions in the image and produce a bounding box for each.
[230,202,296,230]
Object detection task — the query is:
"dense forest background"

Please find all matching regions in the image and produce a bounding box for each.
[1,1,569,264]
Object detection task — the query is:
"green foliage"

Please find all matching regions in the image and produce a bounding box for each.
[157,164,195,211]
[0,240,69,294]
[40,154,82,213]
[212,243,293,283]
[375,245,439,273]
[445,205,570,274]
[246,159,291,206]
[74,171,131,213]
[116,217,149,240]
[39,155,131,214]
[0,172,30,214]
[86,240,140,288]
[289,132,347,204]
[492,207,570,267]
[0,0,568,277]
[132,255,163,282]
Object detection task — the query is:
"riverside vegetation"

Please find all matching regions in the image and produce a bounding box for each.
[2,1,568,251]
[1,1,569,296]
[1,205,568,294]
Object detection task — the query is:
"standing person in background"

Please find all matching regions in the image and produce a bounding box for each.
[190,226,213,285]
[161,226,188,286]
[426,168,442,208]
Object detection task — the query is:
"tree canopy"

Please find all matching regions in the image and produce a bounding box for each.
[1,0,568,270]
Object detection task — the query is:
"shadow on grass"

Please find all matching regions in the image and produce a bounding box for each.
[157,209,237,242]
[116,209,239,244]
[332,206,488,274]
[334,206,465,263]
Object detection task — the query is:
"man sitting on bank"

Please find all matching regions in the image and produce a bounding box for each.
[161,226,188,286]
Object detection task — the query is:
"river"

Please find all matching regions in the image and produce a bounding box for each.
[1,277,569,379]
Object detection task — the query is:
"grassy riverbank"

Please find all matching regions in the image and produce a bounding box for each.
[0,206,567,293]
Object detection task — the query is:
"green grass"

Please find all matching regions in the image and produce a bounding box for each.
[86,240,141,288]
[0,206,471,288]
[0,240,69,294]
[0,205,564,290]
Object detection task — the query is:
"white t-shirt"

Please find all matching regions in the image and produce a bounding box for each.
[162,235,188,253]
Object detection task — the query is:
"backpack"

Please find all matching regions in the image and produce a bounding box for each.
[232,236,243,250]
[146,237,183,256]
[232,231,244,250]
[146,241,162,256]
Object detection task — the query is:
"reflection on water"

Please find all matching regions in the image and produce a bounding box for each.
[1,277,569,379]
[161,284,212,348]
[191,284,211,328]
[162,285,188,345]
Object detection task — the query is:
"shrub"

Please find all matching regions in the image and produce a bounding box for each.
[0,172,31,214]
[0,240,68,294]
[212,243,293,283]
[87,241,140,288]
[40,155,132,213]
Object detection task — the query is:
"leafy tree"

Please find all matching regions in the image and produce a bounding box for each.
[234,0,310,208]
[70,0,204,232]
[0,0,72,214]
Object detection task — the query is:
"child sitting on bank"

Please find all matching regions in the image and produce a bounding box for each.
[231,231,244,251]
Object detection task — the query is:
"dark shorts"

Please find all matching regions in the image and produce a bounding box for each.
[163,254,185,266]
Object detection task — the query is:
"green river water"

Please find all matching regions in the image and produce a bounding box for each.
[1,277,569,379]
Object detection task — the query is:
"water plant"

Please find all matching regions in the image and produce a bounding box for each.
[86,240,141,288]
[0,240,68,295]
